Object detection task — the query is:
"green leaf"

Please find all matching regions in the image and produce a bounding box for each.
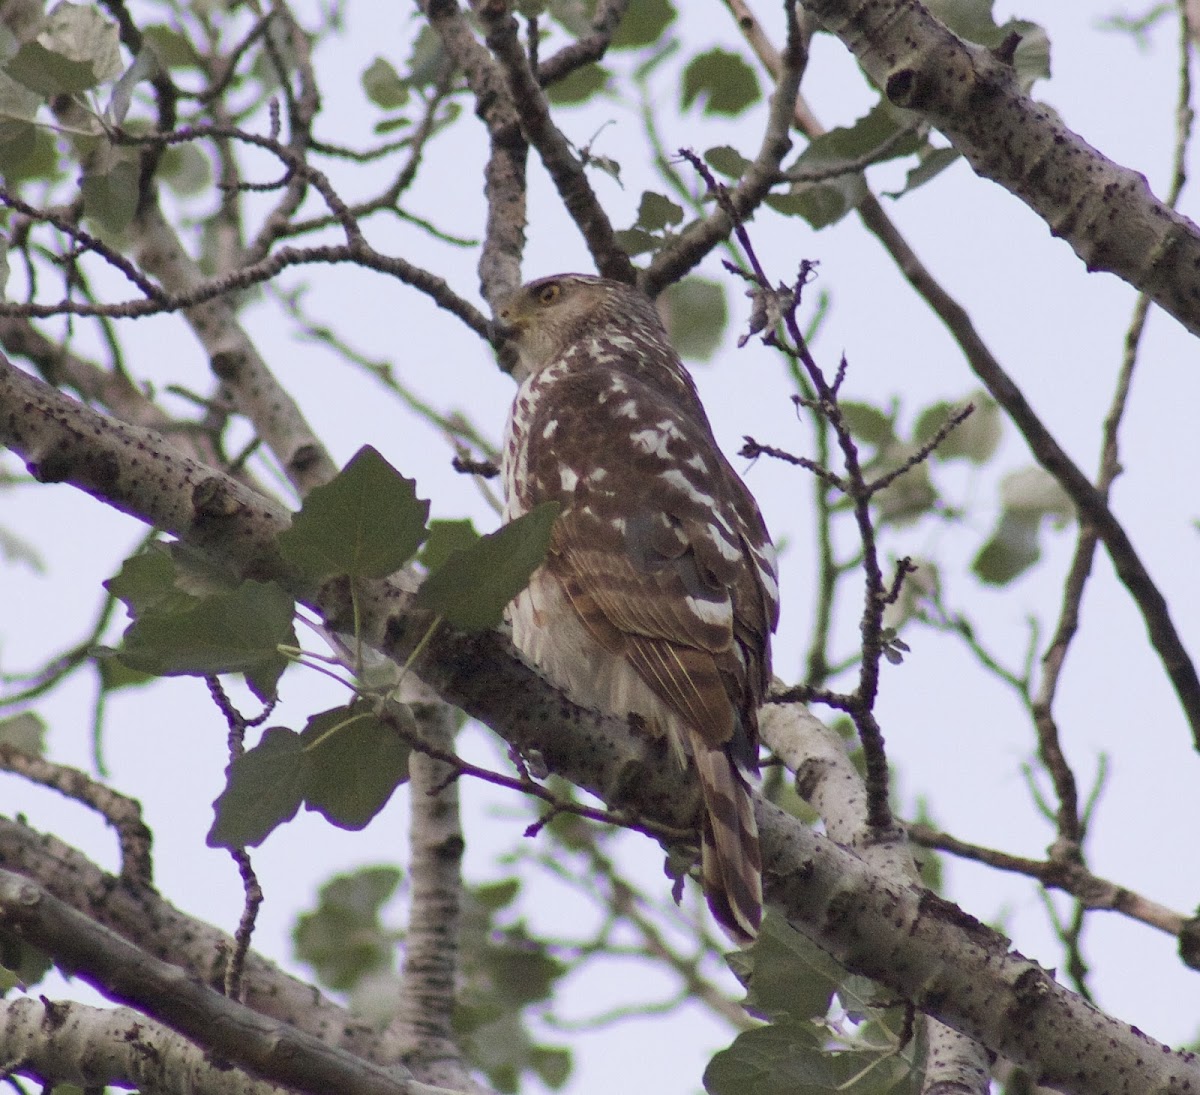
[278,445,430,582]
[404,25,446,89]
[660,276,727,361]
[972,510,1041,585]
[117,579,295,700]
[634,189,683,233]
[207,727,305,849]
[705,144,751,180]
[362,56,409,109]
[0,70,40,130]
[1008,20,1051,92]
[6,41,97,95]
[0,711,45,755]
[414,502,561,631]
[107,48,158,125]
[41,2,123,80]
[704,1021,844,1094]
[95,653,155,693]
[682,48,760,115]
[0,124,56,183]
[530,1046,572,1089]
[924,0,1002,44]
[612,0,675,48]
[613,227,658,257]
[766,176,868,229]
[105,547,197,617]
[734,912,843,1022]
[293,865,400,991]
[871,452,937,525]
[0,927,52,991]
[839,402,896,447]
[5,3,122,95]
[0,523,43,571]
[544,62,609,105]
[791,99,920,176]
[999,466,1073,521]
[300,702,410,830]
[141,24,202,69]
[419,518,481,573]
[474,878,520,912]
[888,144,960,198]
[912,392,1001,464]
[81,156,140,234]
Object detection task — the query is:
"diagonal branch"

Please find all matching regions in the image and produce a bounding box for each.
[641,1,806,297]
[800,0,1200,338]
[0,870,456,1095]
[0,996,290,1094]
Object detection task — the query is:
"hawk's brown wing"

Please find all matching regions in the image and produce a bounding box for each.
[548,506,747,750]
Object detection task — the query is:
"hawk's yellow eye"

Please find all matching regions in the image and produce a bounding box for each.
[537,283,560,305]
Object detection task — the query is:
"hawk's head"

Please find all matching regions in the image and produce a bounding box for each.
[494,274,663,381]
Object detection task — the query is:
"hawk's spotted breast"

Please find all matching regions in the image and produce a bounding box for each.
[497,273,779,941]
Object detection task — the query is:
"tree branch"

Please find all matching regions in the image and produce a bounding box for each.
[0,996,290,1094]
[0,870,457,1095]
[390,697,483,1092]
[801,0,1200,338]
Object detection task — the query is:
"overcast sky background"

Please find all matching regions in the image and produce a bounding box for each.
[4,2,1200,1092]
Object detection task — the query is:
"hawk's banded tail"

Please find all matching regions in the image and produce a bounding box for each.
[693,746,762,943]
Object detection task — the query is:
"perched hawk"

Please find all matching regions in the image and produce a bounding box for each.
[497,273,779,941]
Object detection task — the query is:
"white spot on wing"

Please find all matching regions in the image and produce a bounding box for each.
[630,427,671,458]
[711,532,743,563]
[542,420,559,439]
[659,468,715,508]
[559,465,579,492]
[687,595,733,628]
[615,400,641,419]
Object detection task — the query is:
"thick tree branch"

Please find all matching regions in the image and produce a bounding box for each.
[536,0,629,87]
[0,870,456,1095]
[801,0,1200,337]
[0,745,151,886]
[0,817,402,1066]
[0,996,290,1094]
[419,0,528,304]
[3,357,1199,1094]
[761,703,988,1095]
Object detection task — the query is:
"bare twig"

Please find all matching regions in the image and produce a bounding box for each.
[0,745,152,887]
[907,823,1186,938]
